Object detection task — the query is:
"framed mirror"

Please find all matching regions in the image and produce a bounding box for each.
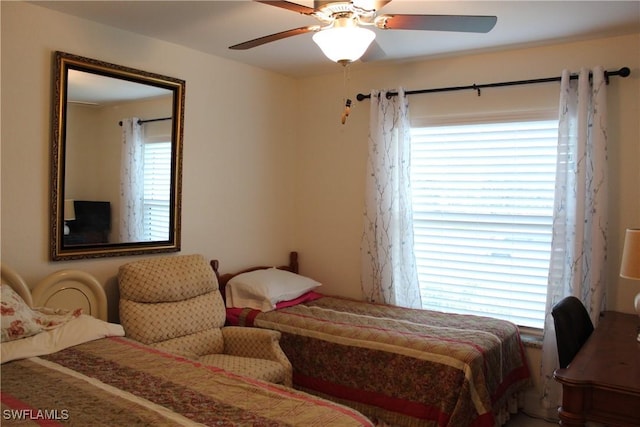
[50,51,185,260]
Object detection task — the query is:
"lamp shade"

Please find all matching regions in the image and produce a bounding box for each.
[64,199,76,221]
[620,228,640,279]
[313,26,375,64]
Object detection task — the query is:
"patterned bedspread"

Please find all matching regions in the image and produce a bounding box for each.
[1,336,373,426]
[229,296,531,427]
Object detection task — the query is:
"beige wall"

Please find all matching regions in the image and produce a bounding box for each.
[1,2,298,319]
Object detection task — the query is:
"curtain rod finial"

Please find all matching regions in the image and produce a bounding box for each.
[619,67,631,77]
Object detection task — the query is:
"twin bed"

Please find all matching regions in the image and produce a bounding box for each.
[212,252,532,427]
[0,263,372,426]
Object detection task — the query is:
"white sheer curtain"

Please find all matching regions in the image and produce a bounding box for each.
[540,68,608,414]
[361,88,422,308]
[120,117,145,242]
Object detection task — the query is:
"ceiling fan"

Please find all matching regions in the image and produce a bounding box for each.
[230,0,498,64]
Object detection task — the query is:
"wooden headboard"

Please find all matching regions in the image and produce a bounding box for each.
[210,251,299,296]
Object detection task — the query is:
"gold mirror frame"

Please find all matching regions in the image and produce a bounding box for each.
[50,51,184,260]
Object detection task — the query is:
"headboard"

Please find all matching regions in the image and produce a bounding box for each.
[210,251,299,296]
[32,270,108,321]
[1,264,33,307]
[1,264,108,321]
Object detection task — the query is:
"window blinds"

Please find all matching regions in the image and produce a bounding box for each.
[143,142,171,241]
[410,120,558,328]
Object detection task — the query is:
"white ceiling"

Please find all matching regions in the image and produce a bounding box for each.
[67,69,172,104]
[32,0,640,78]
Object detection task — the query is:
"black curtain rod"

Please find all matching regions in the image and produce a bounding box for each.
[118,117,172,126]
[356,66,631,101]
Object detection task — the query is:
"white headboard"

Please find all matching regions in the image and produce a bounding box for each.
[1,265,108,321]
[1,264,33,307]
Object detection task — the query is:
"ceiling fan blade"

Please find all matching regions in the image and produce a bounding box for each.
[360,40,386,62]
[230,26,318,50]
[379,14,497,33]
[256,1,317,15]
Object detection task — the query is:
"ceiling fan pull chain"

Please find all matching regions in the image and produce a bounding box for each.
[341,64,352,124]
[342,99,352,124]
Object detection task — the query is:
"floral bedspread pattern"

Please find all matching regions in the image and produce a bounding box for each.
[233,296,531,427]
[1,336,373,426]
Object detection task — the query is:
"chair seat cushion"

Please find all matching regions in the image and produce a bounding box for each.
[199,354,288,385]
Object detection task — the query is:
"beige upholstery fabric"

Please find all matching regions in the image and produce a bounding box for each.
[118,254,292,387]
[199,354,287,385]
[120,293,224,348]
[118,254,220,304]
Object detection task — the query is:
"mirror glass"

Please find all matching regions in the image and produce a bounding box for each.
[51,51,185,260]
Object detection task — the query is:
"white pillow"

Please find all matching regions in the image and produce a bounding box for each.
[1,314,125,364]
[226,268,321,311]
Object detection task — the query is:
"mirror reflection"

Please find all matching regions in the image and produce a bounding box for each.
[65,71,173,245]
[51,52,185,260]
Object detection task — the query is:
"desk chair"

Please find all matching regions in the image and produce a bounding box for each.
[551,296,594,368]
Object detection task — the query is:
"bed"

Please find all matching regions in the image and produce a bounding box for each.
[0,263,374,426]
[212,252,532,427]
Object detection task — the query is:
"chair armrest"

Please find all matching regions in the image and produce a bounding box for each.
[221,326,292,386]
[221,326,282,358]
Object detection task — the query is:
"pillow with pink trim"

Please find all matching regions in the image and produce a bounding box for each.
[226,291,324,326]
[275,290,323,309]
[226,268,322,311]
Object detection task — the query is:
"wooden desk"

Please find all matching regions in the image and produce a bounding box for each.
[553,311,640,426]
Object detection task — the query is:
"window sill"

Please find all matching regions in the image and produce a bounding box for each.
[520,328,543,349]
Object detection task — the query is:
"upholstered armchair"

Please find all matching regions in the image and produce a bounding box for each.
[118,254,292,387]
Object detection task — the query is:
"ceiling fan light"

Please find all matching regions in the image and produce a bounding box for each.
[312,26,375,64]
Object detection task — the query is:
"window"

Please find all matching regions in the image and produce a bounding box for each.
[410,118,558,329]
[143,141,171,241]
